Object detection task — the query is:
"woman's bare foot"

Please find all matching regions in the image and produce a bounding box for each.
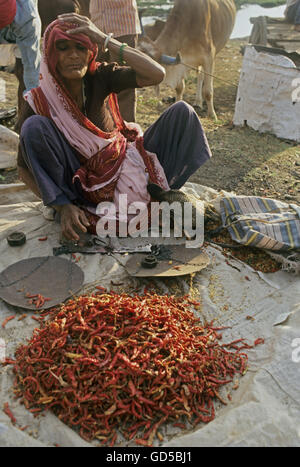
[294,24,300,31]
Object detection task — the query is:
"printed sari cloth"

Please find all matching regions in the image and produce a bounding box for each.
[24,19,169,230]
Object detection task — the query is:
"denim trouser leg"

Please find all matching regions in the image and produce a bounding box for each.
[0,0,41,92]
[143,101,212,189]
[286,1,300,24]
[20,115,85,207]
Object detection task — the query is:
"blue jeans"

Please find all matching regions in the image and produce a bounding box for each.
[286,0,300,25]
[0,0,41,92]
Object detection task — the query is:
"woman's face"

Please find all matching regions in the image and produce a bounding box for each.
[55,39,92,81]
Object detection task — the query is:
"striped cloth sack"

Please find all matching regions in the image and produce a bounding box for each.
[219,195,300,251]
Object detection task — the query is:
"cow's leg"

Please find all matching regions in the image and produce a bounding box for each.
[202,55,217,120]
[154,84,160,98]
[175,77,185,101]
[195,66,204,108]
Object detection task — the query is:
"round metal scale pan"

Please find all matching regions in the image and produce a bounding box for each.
[125,245,210,277]
[0,256,84,310]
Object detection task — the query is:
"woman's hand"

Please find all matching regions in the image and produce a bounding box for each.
[58,203,90,242]
[58,13,107,48]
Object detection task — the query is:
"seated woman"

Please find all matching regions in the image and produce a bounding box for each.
[17,13,212,242]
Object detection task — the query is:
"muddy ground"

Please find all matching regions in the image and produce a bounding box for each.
[0,38,299,202]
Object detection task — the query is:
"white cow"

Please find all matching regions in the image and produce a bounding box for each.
[138,0,236,120]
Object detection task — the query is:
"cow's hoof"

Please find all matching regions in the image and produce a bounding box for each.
[193,104,204,115]
[162,96,176,104]
[209,112,218,121]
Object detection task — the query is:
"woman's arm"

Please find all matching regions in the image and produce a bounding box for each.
[18,166,90,242]
[57,13,166,87]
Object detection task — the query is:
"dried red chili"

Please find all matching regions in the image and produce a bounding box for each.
[3,402,16,424]
[254,338,265,346]
[11,292,255,447]
[24,292,51,308]
[2,315,15,328]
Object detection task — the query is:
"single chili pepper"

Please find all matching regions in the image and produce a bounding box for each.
[2,358,16,365]
[2,315,15,328]
[31,315,41,322]
[232,379,239,390]
[38,236,48,241]
[254,338,265,346]
[173,422,186,429]
[135,438,151,447]
[29,407,42,413]
[18,314,28,321]
[3,402,16,424]
[19,425,29,431]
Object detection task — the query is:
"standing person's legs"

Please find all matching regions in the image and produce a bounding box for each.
[294,1,300,28]
[286,0,300,27]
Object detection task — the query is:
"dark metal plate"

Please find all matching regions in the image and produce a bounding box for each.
[0,256,84,310]
[125,245,210,277]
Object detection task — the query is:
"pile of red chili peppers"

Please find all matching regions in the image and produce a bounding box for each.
[13,292,249,446]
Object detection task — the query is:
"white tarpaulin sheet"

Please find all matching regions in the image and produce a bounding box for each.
[0,125,18,169]
[0,182,300,447]
[0,44,18,68]
[233,45,300,142]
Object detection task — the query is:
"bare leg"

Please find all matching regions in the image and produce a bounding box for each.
[175,77,185,101]
[195,66,204,108]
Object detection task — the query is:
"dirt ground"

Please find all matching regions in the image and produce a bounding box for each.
[1,38,299,202]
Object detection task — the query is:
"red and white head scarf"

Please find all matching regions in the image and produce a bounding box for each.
[25,19,168,210]
[25,19,124,160]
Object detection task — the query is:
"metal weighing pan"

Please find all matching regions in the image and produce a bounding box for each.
[125,245,210,277]
[0,256,84,310]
